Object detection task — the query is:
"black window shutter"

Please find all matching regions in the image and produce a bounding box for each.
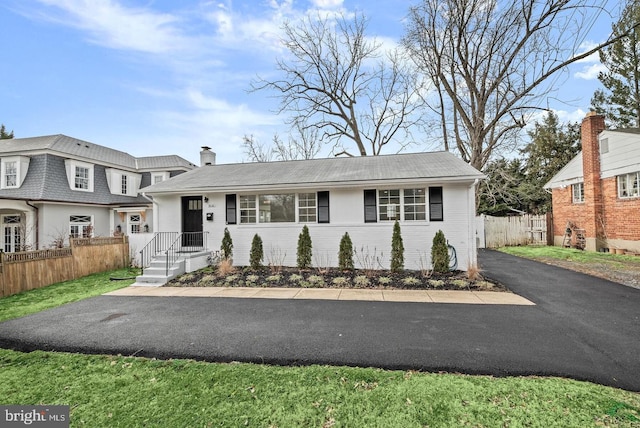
[225,194,237,224]
[364,189,377,223]
[317,191,330,223]
[429,187,443,221]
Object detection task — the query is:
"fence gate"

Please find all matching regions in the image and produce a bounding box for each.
[480,213,551,248]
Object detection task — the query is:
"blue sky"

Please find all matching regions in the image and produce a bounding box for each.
[0,0,621,165]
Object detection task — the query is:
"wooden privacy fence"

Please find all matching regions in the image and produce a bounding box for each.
[0,236,129,297]
[481,214,552,248]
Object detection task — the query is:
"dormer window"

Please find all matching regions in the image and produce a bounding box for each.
[65,160,94,192]
[1,156,30,189]
[75,166,90,190]
[121,175,128,194]
[152,172,169,184]
[5,161,16,187]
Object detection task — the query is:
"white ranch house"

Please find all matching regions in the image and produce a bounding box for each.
[137,148,484,284]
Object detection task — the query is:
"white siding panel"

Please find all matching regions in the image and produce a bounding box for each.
[600,131,640,179]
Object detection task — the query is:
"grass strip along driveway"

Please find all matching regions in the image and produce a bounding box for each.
[1,267,639,426]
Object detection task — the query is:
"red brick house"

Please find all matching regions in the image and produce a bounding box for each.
[544,113,640,253]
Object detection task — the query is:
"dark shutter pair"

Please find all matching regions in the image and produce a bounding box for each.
[225,192,329,224]
[363,187,443,222]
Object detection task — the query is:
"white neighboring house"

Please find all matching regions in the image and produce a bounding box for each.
[0,134,196,253]
[140,148,484,281]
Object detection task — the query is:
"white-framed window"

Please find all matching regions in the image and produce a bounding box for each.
[129,214,141,234]
[239,195,257,224]
[74,166,90,190]
[259,194,295,223]
[152,171,169,184]
[4,161,17,188]
[2,214,21,252]
[121,174,128,195]
[572,182,584,203]
[1,156,29,189]
[404,188,426,220]
[65,160,94,192]
[298,193,317,223]
[69,215,93,238]
[379,189,401,221]
[618,172,640,198]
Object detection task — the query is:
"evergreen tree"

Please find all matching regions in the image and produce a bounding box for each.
[431,230,450,274]
[249,234,263,270]
[0,124,14,139]
[338,232,354,270]
[220,227,233,260]
[296,225,312,269]
[390,220,404,272]
[591,0,640,128]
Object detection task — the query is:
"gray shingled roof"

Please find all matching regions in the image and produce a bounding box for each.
[0,134,194,171]
[143,151,484,194]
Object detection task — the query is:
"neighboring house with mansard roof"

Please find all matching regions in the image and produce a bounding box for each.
[544,113,640,253]
[141,149,484,279]
[0,134,196,252]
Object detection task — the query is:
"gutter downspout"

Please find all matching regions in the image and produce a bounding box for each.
[25,201,39,250]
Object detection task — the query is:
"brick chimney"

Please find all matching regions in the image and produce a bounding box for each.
[200,146,216,166]
[581,112,606,250]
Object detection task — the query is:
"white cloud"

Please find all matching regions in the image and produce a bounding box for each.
[311,0,344,9]
[574,40,603,64]
[35,0,190,54]
[575,63,606,80]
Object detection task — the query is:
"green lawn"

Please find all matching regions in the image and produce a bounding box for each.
[1,349,639,427]
[1,265,639,426]
[499,246,640,268]
[0,268,136,323]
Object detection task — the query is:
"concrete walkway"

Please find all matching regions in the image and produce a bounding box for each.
[105,286,535,305]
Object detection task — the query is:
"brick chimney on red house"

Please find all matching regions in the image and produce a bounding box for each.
[581,112,606,250]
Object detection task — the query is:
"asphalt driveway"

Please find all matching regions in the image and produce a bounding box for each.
[0,249,639,391]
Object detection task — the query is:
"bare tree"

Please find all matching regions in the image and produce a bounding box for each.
[403,0,634,171]
[251,13,424,157]
[243,121,323,162]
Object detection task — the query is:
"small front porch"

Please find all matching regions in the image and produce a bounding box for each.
[135,231,211,286]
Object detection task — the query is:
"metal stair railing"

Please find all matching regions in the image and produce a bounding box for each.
[139,232,178,275]
[164,232,208,277]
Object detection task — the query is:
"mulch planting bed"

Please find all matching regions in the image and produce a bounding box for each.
[165,266,508,292]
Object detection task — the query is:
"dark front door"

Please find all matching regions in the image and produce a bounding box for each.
[181,196,203,248]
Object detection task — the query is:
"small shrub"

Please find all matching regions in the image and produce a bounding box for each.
[288,274,304,283]
[332,276,351,287]
[314,252,331,274]
[466,264,482,281]
[266,274,282,282]
[476,280,495,290]
[298,280,312,288]
[338,232,354,270]
[224,274,239,283]
[297,225,313,269]
[431,230,450,274]
[354,246,384,276]
[390,220,404,272]
[267,246,286,274]
[402,277,420,286]
[378,276,393,285]
[200,274,216,285]
[428,279,445,288]
[245,274,260,284]
[307,275,325,286]
[221,227,233,260]
[250,234,264,270]
[217,258,235,276]
[179,273,196,283]
[354,275,370,287]
[452,279,469,289]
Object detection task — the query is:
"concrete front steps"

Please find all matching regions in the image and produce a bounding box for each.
[134,250,211,286]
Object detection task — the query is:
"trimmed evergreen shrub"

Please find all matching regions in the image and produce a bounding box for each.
[297,225,312,269]
[250,234,264,270]
[220,227,233,260]
[431,229,450,273]
[338,232,354,270]
[390,220,404,272]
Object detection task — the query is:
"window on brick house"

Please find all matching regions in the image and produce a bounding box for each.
[572,182,584,203]
[618,172,640,198]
